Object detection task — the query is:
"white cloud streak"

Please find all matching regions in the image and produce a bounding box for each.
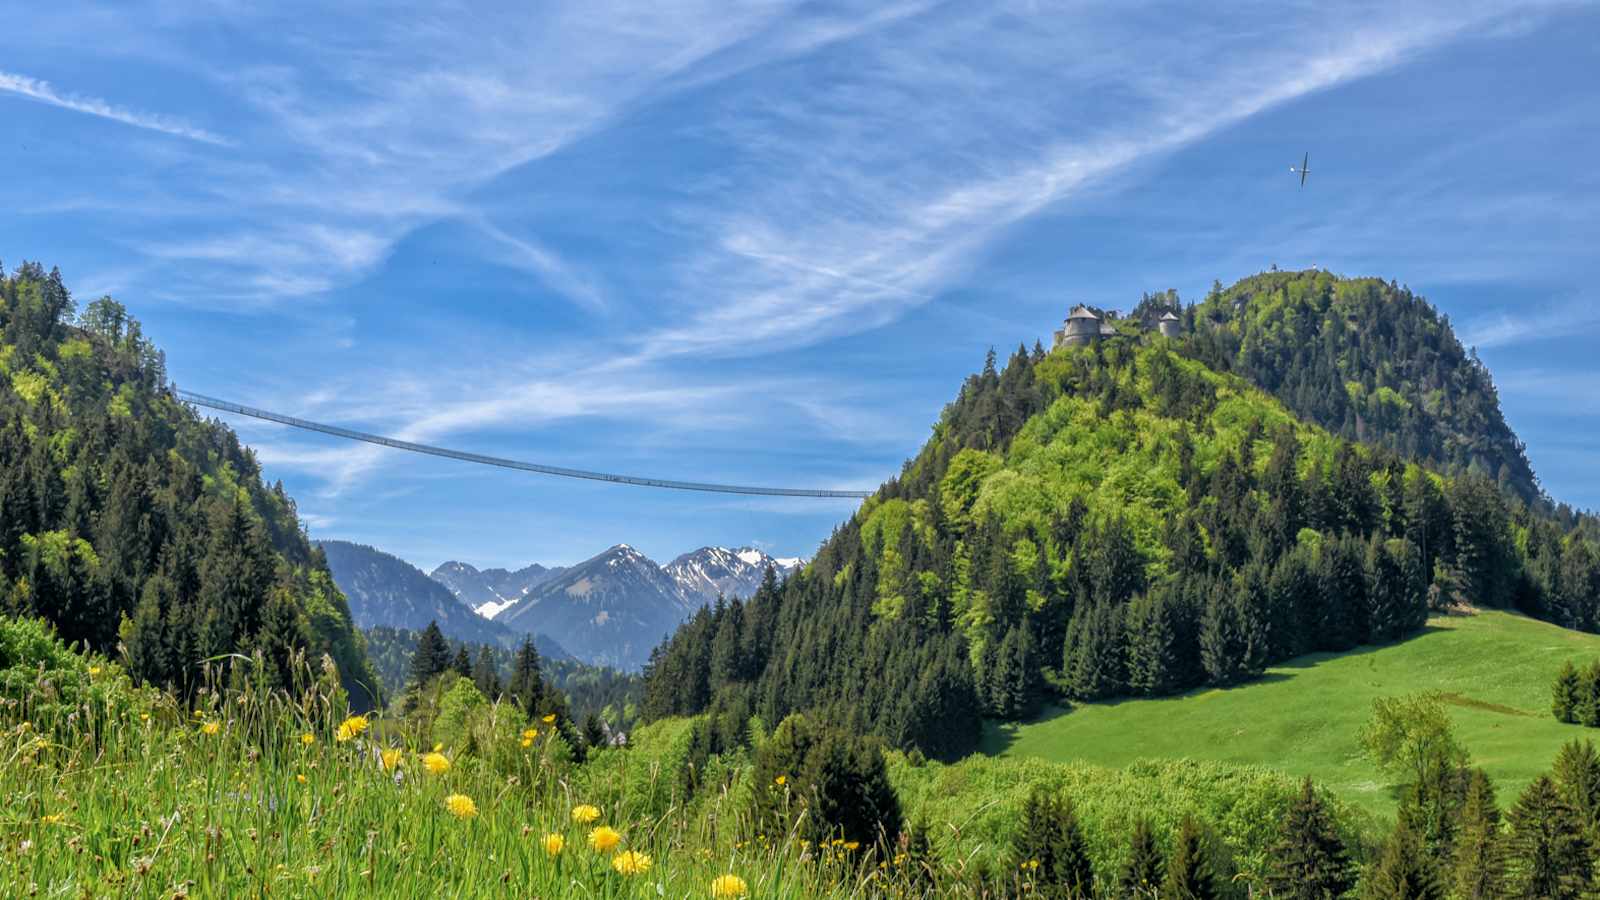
[0,68,229,144]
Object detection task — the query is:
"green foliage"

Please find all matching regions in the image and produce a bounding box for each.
[1503,775,1592,899]
[642,270,1600,762]
[1160,814,1220,900]
[1010,784,1095,898]
[1452,769,1504,900]
[1359,692,1469,795]
[749,713,902,848]
[1265,778,1354,900]
[1361,819,1444,900]
[0,262,378,707]
[1116,817,1165,898]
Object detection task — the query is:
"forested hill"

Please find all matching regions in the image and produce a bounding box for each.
[0,262,378,705]
[1177,270,1540,502]
[641,270,1600,761]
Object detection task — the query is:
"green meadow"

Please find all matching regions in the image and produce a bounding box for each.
[986,609,1600,819]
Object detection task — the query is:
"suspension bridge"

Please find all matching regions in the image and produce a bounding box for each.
[176,390,874,499]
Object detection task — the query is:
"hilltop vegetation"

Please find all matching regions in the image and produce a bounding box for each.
[643,275,1600,759]
[0,263,377,704]
[1181,271,1540,501]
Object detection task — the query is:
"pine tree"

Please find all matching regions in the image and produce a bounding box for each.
[1551,738,1600,834]
[582,712,607,750]
[1452,769,1504,900]
[1363,819,1445,900]
[1503,775,1591,900]
[471,645,500,699]
[1160,815,1217,900]
[506,636,546,719]
[1579,661,1600,728]
[408,621,452,689]
[1552,660,1579,723]
[1116,817,1164,898]
[1265,778,1353,899]
[451,645,472,678]
[1010,785,1093,898]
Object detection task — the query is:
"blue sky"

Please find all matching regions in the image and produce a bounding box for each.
[3,1,1597,571]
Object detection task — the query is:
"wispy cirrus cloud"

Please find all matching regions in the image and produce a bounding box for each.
[629,2,1555,365]
[0,68,229,144]
[1460,300,1600,350]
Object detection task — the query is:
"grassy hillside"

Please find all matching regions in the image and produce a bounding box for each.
[986,609,1598,818]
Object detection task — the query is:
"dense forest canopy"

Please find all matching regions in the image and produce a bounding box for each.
[1178,270,1540,502]
[0,261,378,705]
[642,270,1600,760]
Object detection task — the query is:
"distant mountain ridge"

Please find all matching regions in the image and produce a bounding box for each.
[432,545,803,671]
[318,540,569,659]
[665,546,803,603]
[430,560,565,619]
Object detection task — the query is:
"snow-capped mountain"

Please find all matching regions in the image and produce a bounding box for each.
[429,544,804,671]
[429,560,565,620]
[494,545,697,671]
[664,546,803,603]
[318,540,568,655]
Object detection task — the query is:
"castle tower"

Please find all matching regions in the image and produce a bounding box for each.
[1058,305,1103,348]
[1158,310,1182,338]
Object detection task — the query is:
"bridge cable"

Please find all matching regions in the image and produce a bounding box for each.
[175,390,874,499]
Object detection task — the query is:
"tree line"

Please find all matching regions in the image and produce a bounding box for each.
[0,262,377,705]
[642,316,1600,759]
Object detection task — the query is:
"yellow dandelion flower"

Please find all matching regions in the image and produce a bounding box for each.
[380,749,403,772]
[844,841,860,851]
[40,814,64,825]
[444,793,478,819]
[139,713,150,723]
[711,874,749,898]
[541,713,556,724]
[335,715,369,743]
[522,728,537,740]
[774,774,787,786]
[200,721,221,736]
[296,774,307,784]
[422,751,451,775]
[587,825,621,854]
[542,833,565,857]
[571,804,600,825]
[611,850,651,876]
[520,737,533,748]
[300,732,315,746]
[88,666,101,677]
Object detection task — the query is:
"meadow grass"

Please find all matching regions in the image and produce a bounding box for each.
[986,609,1600,819]
[0,660,937,899]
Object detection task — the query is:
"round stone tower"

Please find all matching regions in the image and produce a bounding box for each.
[1059,305,1103,347]
[1158,310,1182,338]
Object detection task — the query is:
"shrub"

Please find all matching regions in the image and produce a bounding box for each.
[750,713,902,847]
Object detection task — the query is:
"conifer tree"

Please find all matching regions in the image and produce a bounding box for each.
[451,645,472,678]
[1452,768,1504,900]
[1160,815,1217,900]
[1552,660,1580,723]
[471,645,500,699]
[582,712,607,750]
[1010,785,1094,899]
[1503,775,1591,900]
[506,636,546,719]
[1116,817,1164,899]
[408,621,452,689]
[1551,738,1600,834]
[1265,778,1353,899]
[1363,819,1445,900]
[1578,661,1600,728]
